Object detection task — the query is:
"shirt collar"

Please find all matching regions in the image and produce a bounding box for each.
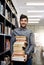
[19,27,27,31]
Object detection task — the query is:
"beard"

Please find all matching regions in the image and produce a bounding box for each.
[20,25,26,28]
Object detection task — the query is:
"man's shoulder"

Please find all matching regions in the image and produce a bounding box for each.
[26,28,32,33]
[13,28,20,31]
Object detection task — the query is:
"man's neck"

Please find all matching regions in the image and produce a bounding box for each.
[20,26,27,30]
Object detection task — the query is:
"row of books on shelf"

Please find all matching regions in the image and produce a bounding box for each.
[5,26,11,35]
[0,37,10,53]
[6,0,16,14]
[0,22,13,35]
[5,9,16,25]
[0,1,16,25]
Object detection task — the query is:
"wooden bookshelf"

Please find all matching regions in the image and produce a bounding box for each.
[0,0,18,64]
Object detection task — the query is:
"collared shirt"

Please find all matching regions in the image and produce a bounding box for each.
[10,27,35,55]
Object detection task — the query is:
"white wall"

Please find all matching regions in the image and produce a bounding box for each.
[27,25,44,46]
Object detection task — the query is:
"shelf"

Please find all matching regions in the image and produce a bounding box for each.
[8,0,17,14]
[5,1,16,17]
[6,1,11,12]
[0,14,11,23]
[0,50,10,56]
[0,14,16,29]
[0,14,11,26]
[0,14,5,23]
[0,0,18,62]
[0,33,11,37]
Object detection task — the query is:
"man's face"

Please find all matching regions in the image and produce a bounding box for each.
[20,18,28,28]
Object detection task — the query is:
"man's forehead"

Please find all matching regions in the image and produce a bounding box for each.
[21,18,27,20]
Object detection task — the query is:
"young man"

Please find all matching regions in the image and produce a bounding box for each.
[10,14,35,65]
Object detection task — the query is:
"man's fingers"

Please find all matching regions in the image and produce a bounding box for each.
[24,55,27,62]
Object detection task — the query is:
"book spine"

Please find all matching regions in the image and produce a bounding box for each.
[0,2,3,15]
[7,27,11,35]
[5,26,8,34]
[12,18,15,25]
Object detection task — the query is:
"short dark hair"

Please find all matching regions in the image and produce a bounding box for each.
[20,14,28,21]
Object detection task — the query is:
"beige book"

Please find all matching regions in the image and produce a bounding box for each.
[15,36,26,41]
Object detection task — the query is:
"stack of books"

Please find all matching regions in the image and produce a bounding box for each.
[11,36,27,61]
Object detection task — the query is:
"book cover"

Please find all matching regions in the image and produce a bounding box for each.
[5,39,10,50]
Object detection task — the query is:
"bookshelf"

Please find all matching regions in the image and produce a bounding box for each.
[0,0,18,64]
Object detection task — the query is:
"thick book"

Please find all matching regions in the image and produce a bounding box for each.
[0,22,5,33]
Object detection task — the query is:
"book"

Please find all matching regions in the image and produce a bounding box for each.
[0,22,2,33]
[5,9,8,19]
[5,39,10,50]
[0,2,3,15]
[5,26,8,34]
[12,18,15,25]
[5,9,11,22]
[7,11,11,22]
[0,22,5,33]
[15,36,27,41]
[7,27,11,35]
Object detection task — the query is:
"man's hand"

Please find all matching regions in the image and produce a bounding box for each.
[24,54,27,62]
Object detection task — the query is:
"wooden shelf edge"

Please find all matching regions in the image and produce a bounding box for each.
[0,50,10,56]
[5,1,17,17]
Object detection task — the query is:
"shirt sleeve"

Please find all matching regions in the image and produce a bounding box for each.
[10,30,16,54]
[25,32,35,55]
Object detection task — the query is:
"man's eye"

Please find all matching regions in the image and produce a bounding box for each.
[25,20,27,22]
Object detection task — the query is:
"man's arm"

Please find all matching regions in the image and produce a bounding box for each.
[25,32,35,55]
[10,30,16,54]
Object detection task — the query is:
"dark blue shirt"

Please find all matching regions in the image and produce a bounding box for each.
[10,28,35,56]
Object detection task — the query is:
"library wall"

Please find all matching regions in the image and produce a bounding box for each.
[27,25,44,65]
[27,25,44,46]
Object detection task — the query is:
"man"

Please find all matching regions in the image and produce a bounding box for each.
[10,14,35,65]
